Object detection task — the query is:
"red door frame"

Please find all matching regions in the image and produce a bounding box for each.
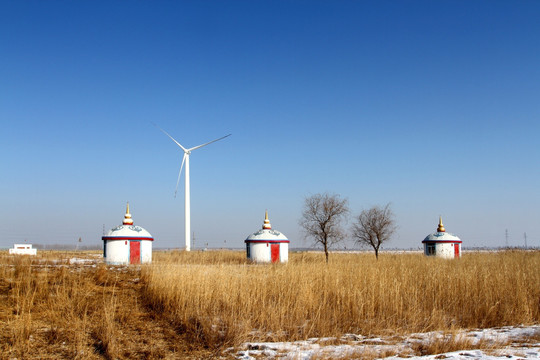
[270,244,280,263]
[454,243,460,258]
[130,241,141,264]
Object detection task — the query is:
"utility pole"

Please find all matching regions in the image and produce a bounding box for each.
[505,229,509,248]
[192,232,196,251]
[524,232,527,249]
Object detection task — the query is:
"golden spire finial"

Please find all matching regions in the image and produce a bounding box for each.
[437,216,445,232]
[263,210,271,229]
[123,202,133,225]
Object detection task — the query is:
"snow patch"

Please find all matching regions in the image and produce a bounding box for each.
[236,325,540,359]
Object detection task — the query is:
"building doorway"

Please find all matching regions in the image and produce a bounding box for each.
[130,241,141,264]
[271,244,280,263]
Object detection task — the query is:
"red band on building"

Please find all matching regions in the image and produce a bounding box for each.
[102,236,154,241]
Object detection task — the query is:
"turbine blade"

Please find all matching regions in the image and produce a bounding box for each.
[152,122,188,152]
[174,154,187,198]
[188,134,232,152]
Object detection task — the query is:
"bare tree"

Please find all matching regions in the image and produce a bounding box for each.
[351,203,396,259]
[299,193,349,263]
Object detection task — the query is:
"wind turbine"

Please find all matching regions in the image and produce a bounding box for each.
[156,124,231,251]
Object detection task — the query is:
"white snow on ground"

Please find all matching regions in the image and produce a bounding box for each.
[68,257,98,265]
[235,325,540,359]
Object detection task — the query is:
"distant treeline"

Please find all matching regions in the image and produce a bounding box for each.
[32,244,103,250]
[152,246,537,252]
[2,244,535,252]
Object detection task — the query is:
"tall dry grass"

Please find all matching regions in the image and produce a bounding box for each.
[1,250,219,359]
[152,249,248,265]
[141,251,540,348]
[0,252,124,359]
[1,250,538,356]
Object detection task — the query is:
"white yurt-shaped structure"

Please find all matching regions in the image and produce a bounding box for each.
[422,217,461,259]
[245,211,289,263]
[102,203,154,265]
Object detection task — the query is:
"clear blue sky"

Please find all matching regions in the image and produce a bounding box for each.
[1,1,539,250]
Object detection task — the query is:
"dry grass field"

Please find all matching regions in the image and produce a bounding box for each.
[143,250,540,349]
[0,250,538,359]
[0,251,215,359]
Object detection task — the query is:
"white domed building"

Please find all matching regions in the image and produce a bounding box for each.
[422,217,461,259]
[245,211,289,263]
[102,203,154,265]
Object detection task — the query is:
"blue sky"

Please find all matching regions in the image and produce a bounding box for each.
[1,1,539,250]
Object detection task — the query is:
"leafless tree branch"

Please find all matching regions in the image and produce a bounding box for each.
[299,193,349,263]
[351,203,396,259]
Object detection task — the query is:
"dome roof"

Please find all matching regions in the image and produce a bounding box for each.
[102,203,154,241]
[422,217,461,243]
[103,224,153,239]
[245,211,289,243]
[246,229,289,242]
[423,232,461,243]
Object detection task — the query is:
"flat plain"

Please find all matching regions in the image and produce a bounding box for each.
[1,250,538,359]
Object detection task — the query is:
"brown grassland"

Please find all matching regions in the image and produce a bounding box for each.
[0,250,538,359]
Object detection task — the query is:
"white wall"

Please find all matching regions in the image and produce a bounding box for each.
[105,240,129,265]
[105,240,152,265]
[279,243,289,263]
[249,242,270,262]
[247,242,288,263]
[141,240,152,264]
[424,242,460,259]
[9,244,37,255]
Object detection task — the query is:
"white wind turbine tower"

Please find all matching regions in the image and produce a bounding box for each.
[156,125,231,251]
